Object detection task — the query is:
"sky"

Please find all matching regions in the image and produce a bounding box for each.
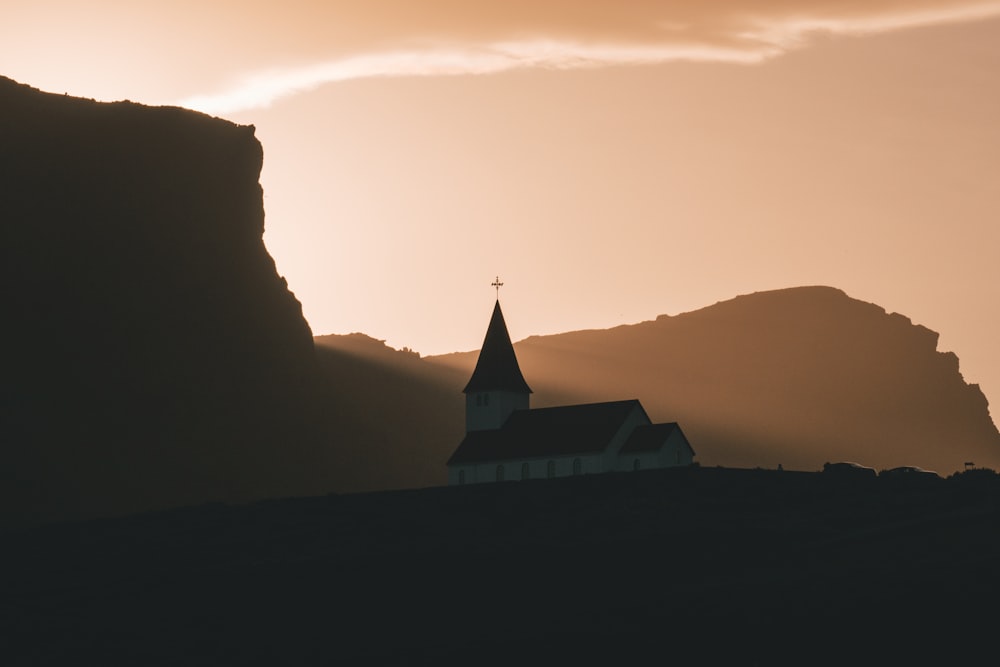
[4,1,1000,420]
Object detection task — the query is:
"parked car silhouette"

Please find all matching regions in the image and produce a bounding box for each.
[822,461,877,479]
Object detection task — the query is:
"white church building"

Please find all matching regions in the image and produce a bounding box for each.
[447,298,695,485]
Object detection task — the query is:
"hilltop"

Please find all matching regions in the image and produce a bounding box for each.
[3,465,999,664]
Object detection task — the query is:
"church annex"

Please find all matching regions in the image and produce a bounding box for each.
[447,295,695,485]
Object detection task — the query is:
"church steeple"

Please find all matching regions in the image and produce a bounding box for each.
[464,296,531,432]
[464,300,532,395]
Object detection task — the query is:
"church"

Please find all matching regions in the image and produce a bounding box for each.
[447,295,695,485]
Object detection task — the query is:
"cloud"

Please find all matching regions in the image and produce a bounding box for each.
[174,0,1000,114]
[734,1,1000,48]
[175,42,771,115]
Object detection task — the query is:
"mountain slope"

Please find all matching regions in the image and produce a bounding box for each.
[428,286,1000,474]
[311,334,466,492]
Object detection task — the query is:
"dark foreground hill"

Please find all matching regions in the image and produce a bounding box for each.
[3,466,1000,665]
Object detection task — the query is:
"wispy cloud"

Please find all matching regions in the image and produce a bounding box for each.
[174,0,1000,115]
[737,1,1000,49]
[175,41,771,115]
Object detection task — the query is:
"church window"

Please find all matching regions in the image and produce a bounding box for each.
[521,462,530,480]
[633,459,641,471]
[573,458,582,475]
[496,465,505,482]
[677,450,682,464]
[458,469,465,485]
[547,460,556,478]
[476,394,482,407]
[484,393,490,406]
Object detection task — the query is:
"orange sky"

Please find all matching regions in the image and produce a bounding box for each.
[4,1,999,421]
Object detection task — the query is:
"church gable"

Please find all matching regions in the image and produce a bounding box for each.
[617,422,695,471]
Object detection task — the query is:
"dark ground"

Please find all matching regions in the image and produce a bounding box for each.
[3,466,999,666]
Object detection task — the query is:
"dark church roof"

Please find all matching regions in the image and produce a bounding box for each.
[447,399,647,465]
[463,300,532,394]
[619,422,694,455]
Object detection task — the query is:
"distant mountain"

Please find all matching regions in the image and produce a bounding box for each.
[0,77,326,525]
[429,286,1000,474]
[311,287,1000,491]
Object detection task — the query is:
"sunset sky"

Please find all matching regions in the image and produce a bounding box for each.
[4,1,999,420]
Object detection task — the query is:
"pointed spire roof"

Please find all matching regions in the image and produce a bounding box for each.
[463,300,532,394]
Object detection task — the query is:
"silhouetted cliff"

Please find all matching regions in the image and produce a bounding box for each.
[0,77,322,525]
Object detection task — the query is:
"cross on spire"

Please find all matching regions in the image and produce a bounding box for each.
[491,276,504,298]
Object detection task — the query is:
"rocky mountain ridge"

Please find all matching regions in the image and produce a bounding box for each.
[425,285,1000,475]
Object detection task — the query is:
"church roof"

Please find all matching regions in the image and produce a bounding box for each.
[619,422,694,455]
[463,300,532,394]
[447,399,647,465]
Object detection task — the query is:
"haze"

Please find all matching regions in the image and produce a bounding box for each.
[4,1,998,421]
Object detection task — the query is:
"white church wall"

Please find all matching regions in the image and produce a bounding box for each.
[447,453,606,486]
[601,405,652,471]
[465,461,512,484]
[615,431,696,472]
[533,454,601,479]
[448,429,695,485]
[572,454,604,476]
[465,391,529,432]
[616,451,660,472]
[448,466,468,486]
[657,432,694,468]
